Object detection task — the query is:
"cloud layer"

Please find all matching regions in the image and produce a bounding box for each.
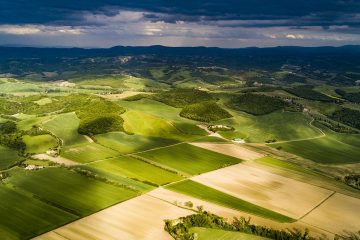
[0,1,359,47]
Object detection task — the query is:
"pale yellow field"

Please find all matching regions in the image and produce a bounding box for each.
[149,188,332,238]
[191,164,333,219]
[190,143,263,160]
[32,154,79,166]
[34,194,192,240]
[97,91,152,100]
[301,193,360,234]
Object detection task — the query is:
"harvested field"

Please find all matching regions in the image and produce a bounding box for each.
[34,194,192,240]
[32,154,79,166]
[190,142,263,160]
[301,193,360,234]
[98,91,152,100]
[148,188,332,238]
[191,164,333,219]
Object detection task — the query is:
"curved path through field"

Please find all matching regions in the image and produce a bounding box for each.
[266,117,326,145]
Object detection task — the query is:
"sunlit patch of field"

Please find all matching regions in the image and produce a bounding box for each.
[191,164,333,219]
[42,112,88,146]
[94,131,178,154]
[23,134,58,154]
[34,194,192,240]
[190,142,263,160]
[301,193,360,234]
[86,156,184,186]
[61,143,120,163]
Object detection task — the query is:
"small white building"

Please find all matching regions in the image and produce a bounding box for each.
[232,138,245,144]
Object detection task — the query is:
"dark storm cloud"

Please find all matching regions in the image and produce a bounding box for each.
[0,0,359,47]
[1,0,360,27]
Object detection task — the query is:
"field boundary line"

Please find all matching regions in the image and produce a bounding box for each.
[146,189,197,213]
[52,231,72,240]
[298,191,336,220]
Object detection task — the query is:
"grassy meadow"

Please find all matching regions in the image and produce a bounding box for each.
[86,156,184,186]
[7,167,138,216]
[61,143,120,163]
[0,185,76,240]
[23,134,58,154]
[137,143,241,175]
[94,132,178,154]
[0,146,22,170]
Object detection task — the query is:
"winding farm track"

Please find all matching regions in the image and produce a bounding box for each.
[266,117,326,145]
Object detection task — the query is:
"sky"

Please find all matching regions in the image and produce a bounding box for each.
[0,0,359,48]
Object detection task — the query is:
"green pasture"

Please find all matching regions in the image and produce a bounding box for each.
[8,167,138,216]
[137,143,241,175]
[94,132,178,154]
[42,112,88,146]
[23,134,58,154]
[0,145,22,170]
[0,185,76,240]
[217,111,321,143]
[87,156,183,186]
[61,143,120,163]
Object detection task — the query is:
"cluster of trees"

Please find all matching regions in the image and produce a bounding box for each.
[180,101,232,122]
[285,86,335,102]
[313,116,358,134]
[61,94,126,135]
[152,89,214,108]
[328,108,360,130]
[227,93,287,115]
[0,121,16,134]
[165,209,320,240]
[0,121,26,153]
[0,132,26,153]
[335,89,360,103]
[164,209,360,240]
[344,175,360,190]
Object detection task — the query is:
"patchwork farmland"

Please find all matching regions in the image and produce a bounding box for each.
[0,46,360,240]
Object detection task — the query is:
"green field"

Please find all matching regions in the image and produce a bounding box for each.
[8,167,138,216]
[0,185,76,240]
[87,156,184,186]
[77,166,155,192]
[73,75,168,90]
[0,145,22,170]
[122,110,191,140]
[270,136,360,164]
[61,143,120,163]
[217,111,321,143]
[42,112,88,146]
[166,180,293,222]
[23,134,58,154]
[138,143,241,175]
[189,227,268,240]
[94,132,178,154]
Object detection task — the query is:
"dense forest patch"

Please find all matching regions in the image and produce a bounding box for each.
[328,108,360,130]
[180,102,231,122]
[227,93,287,115]
[284,86,334,102]
[335,89,360,103]
[151,89,213,107]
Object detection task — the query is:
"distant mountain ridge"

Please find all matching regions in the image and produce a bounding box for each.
[0,45,359,59]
